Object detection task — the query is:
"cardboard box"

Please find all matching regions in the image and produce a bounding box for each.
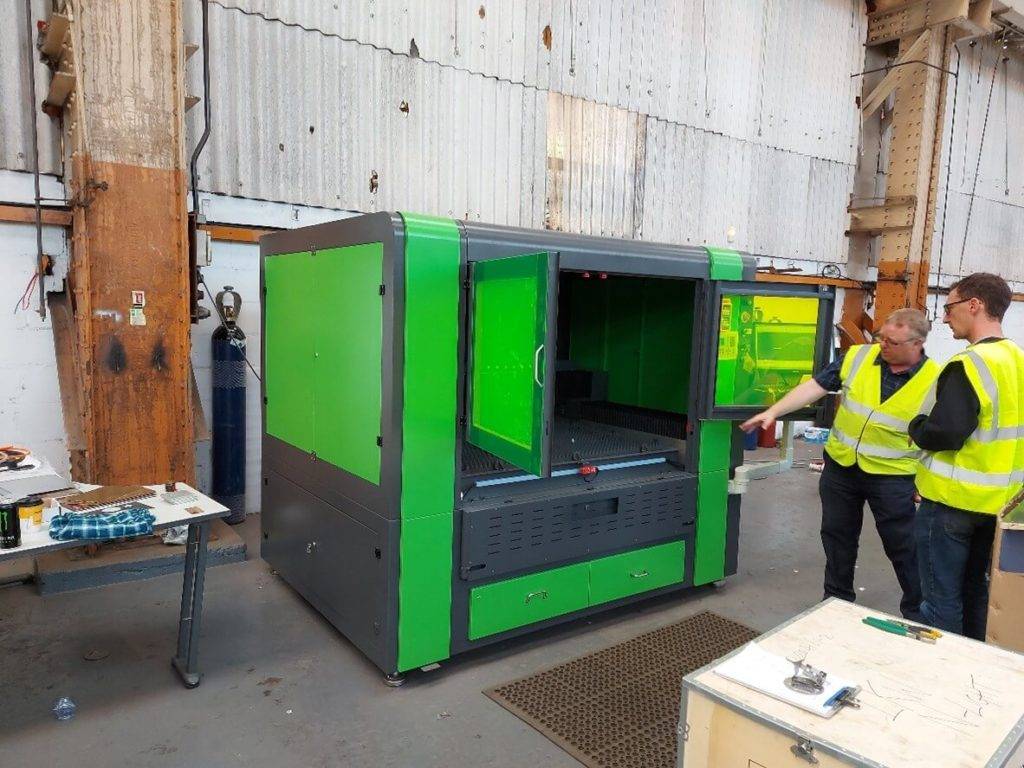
[987,490,1024,653]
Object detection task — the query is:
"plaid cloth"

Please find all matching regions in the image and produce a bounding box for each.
[48,505,156,541]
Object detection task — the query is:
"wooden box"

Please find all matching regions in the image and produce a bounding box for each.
[679,599,1024,767]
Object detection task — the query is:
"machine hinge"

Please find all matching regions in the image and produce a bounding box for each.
[262,396,268,405]
[462,278,470,289]
[376,435,383,447]
[458,415,467,427]
[379,283,386,296]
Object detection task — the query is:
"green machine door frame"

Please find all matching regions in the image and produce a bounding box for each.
[466,251,559,477]
[699,281,836,422]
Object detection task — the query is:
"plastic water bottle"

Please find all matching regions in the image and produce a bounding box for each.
[52,697,76,721]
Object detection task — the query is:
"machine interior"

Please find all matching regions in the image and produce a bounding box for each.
[462,270,696,477]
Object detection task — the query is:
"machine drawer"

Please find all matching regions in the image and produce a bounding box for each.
[468,562,590,640]
[589,540,685,606]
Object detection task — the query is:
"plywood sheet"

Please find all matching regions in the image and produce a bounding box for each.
[689,599,1024,767]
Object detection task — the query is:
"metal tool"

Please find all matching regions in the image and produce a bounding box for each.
[784,656,828,695]
[862,616,940,643]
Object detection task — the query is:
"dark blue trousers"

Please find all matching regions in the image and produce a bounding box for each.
[818,454,922,619]
[915,499,995,640]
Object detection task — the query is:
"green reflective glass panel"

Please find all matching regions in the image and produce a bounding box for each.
[468,252,550,476]
[714,294,819,407]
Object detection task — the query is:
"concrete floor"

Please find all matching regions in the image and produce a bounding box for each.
[0,445,905,767]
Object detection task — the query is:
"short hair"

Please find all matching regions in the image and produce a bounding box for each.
[883,308,931,340]
[949,272,1012,320]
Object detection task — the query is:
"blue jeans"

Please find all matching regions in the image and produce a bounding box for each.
[915,499,996,639]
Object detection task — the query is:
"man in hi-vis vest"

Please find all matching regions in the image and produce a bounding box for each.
[909,273,1024,640]
[742,309,939,620]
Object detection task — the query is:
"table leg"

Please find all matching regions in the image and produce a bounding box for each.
[172,520,210,688]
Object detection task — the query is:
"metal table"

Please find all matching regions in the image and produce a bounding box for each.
[0,482,230,688]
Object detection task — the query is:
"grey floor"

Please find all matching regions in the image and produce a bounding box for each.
[0,445,904,768]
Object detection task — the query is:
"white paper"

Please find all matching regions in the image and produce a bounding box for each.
[0,457,71,503]
[713,642,859,718]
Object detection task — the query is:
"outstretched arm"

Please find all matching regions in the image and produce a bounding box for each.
[739,379,829,434]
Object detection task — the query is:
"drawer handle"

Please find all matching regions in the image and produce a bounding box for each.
[629,570,650,579]
[525,590,548,604]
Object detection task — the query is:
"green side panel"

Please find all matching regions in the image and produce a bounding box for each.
[397,514,454,671]
[714,293,820,408]
[313,243,384,484]
[705,246,745,281]
[397,212,461,671]
[468,251,550,475]
[264,251,316,452]
[567,275,694,414]
[694,420,732,585]
[468,562,590,640]
[604,278,643,404]
[637,279,693,412]
[589,540,685,605]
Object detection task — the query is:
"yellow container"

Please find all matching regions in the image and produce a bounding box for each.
[17,497,43,527]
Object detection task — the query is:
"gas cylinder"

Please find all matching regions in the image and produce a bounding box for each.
[212,286,246,524]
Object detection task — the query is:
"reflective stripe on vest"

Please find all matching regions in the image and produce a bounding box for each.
[824,344,940,475]
[915,339,1024,514]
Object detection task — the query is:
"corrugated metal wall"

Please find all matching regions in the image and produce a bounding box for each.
[1,0,62,176]
[932,38,1024,281]
[187,0,865,263]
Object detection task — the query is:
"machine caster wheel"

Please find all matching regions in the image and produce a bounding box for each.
[711,579,727,589]
[384,673,406,688]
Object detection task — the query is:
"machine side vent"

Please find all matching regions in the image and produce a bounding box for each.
[462,477,696,581]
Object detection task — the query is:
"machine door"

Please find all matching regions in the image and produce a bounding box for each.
[467,251,558,477]
[701,281,834,420]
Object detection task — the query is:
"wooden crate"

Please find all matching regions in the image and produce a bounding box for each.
[679,599,1024,767]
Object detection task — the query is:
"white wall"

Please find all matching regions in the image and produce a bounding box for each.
[0,220,70,476]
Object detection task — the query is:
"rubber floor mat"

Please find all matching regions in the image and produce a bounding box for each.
[484,611,758,768]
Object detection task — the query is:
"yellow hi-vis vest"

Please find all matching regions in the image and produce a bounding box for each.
[915,339,1024,514]
[824,344,940,475]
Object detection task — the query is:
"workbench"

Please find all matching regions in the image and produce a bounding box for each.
[0,483,229,688]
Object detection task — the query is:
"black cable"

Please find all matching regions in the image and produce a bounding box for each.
[851,59,957,78]
[189,0,212,215]
[1004,54,1010,197]
[25,0,45,320]
[933,43,961,320]
[957,45,1002,276]
[199,274,262,382]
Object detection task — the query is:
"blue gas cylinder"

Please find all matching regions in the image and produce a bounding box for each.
[212,286,246,524]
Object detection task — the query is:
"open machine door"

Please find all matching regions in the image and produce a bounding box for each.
[701,281,835,421]
[467,251,559,476]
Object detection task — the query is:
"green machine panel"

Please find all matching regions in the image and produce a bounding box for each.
[314,244,384,485]
[264,251,315,452]
[589,540,685,605]
[264,243,384,485]
[468,251,557,477]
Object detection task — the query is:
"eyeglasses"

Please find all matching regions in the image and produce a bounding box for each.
[943,298,972,315]
[875,335,919,347]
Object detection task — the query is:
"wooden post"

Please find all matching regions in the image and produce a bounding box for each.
[52,1,193,484]
[873,27,950,325]
[846,2,965,331]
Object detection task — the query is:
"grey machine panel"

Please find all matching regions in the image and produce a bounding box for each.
[262,469,399,672]
[460,464,697,582]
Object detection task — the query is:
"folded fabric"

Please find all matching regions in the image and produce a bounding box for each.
[48,505,156,541]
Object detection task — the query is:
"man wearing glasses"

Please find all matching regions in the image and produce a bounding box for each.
[742,309,939,620]
[909,272,1024,639]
